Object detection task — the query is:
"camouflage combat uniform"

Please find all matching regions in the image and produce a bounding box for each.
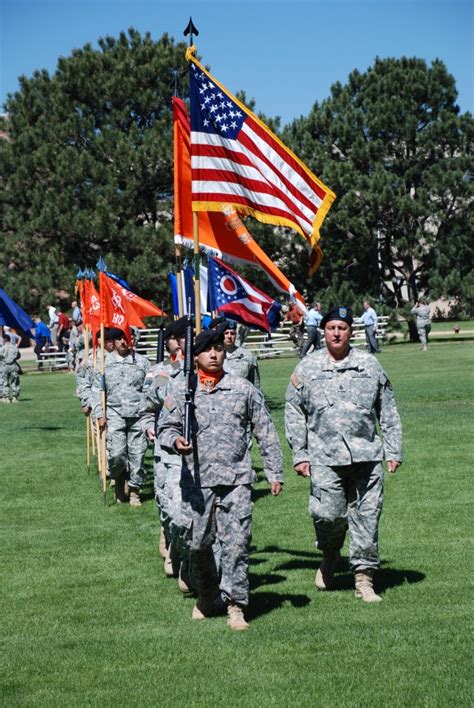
[0,341,21,400]
[158,372,283,606]
[224,346,261,388]
[285,347,402,571]
[411,304,432,346]
[141,357,185,548]
[92,349,150,489]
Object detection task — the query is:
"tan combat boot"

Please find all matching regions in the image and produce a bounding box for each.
[227,604,249,631]
[178,561,192,594]
[164,545,177,577]
[129,488,142,507]
[354,569,382,603]
[11,397,17,403]
[192,590,218,620]
[315,550,341,590]
[159,527,168,559]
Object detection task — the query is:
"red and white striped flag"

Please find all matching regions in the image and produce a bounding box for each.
[186,46,336,274]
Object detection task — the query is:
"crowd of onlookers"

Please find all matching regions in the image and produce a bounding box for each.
[30,300,84,370]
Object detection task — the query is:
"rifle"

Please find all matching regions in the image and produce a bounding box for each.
[183,301,194,446]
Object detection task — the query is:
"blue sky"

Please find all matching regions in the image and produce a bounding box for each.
[1,0,473,125]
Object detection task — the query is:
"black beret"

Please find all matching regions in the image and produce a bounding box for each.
[320,306,353,329]
[105,327,127,341]
[164,316,189,340]
[194,324,226,355]
[209,315,227,329]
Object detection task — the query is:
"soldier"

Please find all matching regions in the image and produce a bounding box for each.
[76,329,115,417]
[285,306,402,603]
[141,317,190,586]
[0,334,21,402]
[92,327,150,506]
[411,300,432,351]
[158,326,283,630]
[211,318,260,388]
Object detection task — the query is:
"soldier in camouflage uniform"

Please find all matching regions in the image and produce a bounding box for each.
[411,300,432,351]
[75,329,115,415]
[210,317,260,388]
[158,326,283,630]
[285,306,402,603]
[0,334,21,402]
[92,327,150,506]
[141,317,190,586]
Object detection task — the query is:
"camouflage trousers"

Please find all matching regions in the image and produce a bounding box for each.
[417,322,431,346]
[106,412,147,489]
[182,483,252,606]
[154,456,191,560]
[1,365,20,399]
[309,462,384,571]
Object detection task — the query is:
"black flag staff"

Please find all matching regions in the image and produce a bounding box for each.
[183,17,199,46]
[183,17,202,332]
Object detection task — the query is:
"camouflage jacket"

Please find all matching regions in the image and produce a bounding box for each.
[285,347,402,467]
[224,346,261,389]
[140,357,184,462]
[92,350,150,420]
[76,351,112,409]
[411,304,431,325]
[158,372,283,487]
[0,342,20,368]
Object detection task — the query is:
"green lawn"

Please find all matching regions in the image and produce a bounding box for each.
[1,340,473,706]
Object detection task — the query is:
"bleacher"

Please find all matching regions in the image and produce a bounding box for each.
[38,349,69,371]
[137,317,389,361]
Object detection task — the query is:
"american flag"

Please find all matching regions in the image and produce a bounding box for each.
[187,50,336,263]
[207,256,281,333]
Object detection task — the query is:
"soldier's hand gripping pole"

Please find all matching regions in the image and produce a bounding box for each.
[183,301,194,446]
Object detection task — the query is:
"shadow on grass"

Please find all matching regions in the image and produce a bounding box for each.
[265,395,285,413]
[252,487,271,502]
[247,591,311,620]
[20,425,66,431]
[249,571,286,589]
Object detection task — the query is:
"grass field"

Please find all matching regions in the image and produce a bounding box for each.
[1,340,473,706]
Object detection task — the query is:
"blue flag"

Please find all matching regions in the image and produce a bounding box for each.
[0,288,35,335]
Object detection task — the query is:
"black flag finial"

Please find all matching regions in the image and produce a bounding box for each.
[183,17,199,46]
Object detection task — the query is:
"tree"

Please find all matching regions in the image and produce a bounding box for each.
[282,57,474,311]
[0,29,189,313]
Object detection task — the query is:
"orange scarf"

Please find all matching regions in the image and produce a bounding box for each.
[198,368,224,391]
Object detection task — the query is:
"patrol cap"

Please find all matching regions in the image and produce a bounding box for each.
[193,324,226,355]
[164,316,189,340]
[320,306,353,329]
[106,327,127,341]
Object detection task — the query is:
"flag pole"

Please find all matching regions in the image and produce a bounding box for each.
[193,211,202,334]
[97,259,108,504]
[84,323,91,472]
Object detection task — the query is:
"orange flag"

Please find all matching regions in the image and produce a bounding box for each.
[99,272,165,332]
[173,97,305,309]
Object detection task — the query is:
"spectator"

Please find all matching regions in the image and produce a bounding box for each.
[47,304,59,345]
[71,300,82,325]
[285,302,305,356]
[301,302,323,357]
[57,309,71,352]
[356,301,381,354]
[32,315,52,370]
